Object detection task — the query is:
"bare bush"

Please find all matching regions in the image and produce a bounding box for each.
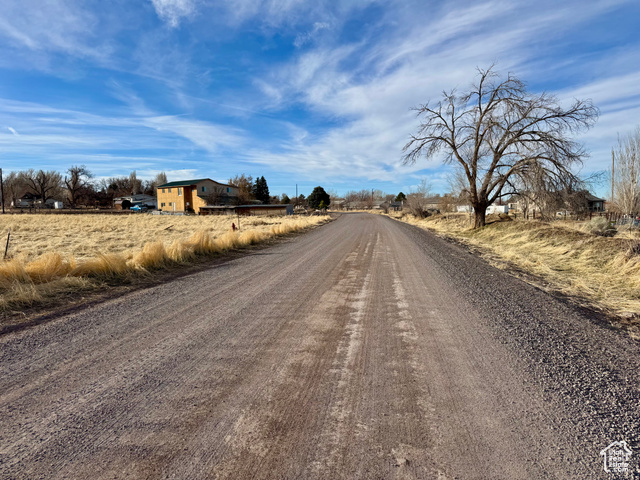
[611,126,640,214]
[584,217,616,237]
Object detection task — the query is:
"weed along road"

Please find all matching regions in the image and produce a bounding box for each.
[1,213,639,479]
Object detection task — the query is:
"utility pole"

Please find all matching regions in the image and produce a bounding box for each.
[0,168,4,214]
[295,184,298,207]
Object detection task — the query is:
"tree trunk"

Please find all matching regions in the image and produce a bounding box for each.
[473,204,487,228]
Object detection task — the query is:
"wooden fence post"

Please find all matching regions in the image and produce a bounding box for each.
[4,229,10,259]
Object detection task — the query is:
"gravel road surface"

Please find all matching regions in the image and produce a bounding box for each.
[1,213,639,479]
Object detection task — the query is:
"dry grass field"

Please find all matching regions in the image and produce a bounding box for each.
[389,212,640,332]
[0,213,330,312]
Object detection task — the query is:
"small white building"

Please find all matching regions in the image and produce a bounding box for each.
[486,205,509,214]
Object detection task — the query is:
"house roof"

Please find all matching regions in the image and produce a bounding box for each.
[158,179,210,188]
[585,193,605,202]
[158,179,237,188]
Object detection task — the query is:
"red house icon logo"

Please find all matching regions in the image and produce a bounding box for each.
[600,441,633,474]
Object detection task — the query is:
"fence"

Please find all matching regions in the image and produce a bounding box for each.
[3,208,135,215]
[611,213,640,228]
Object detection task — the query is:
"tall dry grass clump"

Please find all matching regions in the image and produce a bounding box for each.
[0,214,330,312]
[25,253,74,283]
[0,258,30,287]
[70,254,130,279]
[131,242,170,271]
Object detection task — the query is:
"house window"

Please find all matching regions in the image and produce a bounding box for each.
[162,188,165,194]
[202,186,207,193]
[161,202,165,207]
[168,188,172,193]
[178,188,182,196]
[227,187,231,193]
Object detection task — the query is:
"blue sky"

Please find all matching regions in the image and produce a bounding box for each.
[0,0,639,198]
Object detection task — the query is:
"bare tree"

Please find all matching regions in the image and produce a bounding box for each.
[437,193,456,213]
[19,169,63,205]
[403,66,598,228]
[405,179,432,218]
[3,171,25,207]
[611,126,640,214]
[325,188,339,202]
[129,171,142,195]
[65,165,93,207]
[143,172,168,196]
[228,174,254,205]
[101,171,145,199]
[343,189,371,209]
[510,163,566,220]
[155,171,168,186]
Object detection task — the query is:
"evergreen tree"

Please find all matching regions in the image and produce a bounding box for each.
[308,186,331,210]
[281,194,291,204]
[253,176,270,204]
[395,192,406,202]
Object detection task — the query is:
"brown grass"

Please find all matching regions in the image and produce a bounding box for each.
[388,211,640,322]
[0,214,330,312]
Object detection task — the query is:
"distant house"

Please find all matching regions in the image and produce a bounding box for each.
[13,192,38,208]
[12,192,63,208]
[331,199,346,210]
[423,196,443,210]
[508,191,606,216]
[586,193,605,212]
[157,179,239,213]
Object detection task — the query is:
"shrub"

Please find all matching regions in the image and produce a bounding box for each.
[583,217,617,237]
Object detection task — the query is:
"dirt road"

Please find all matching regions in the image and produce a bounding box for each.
[1,213,639,479]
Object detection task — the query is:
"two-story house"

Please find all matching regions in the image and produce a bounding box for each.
[157,179,239,213]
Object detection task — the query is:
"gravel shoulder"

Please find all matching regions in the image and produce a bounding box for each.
[1,213,638,479]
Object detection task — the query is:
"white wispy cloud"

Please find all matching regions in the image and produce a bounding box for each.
[0,0,112,65]
[7,127,19,136]
[143,115,245,153]
[150,0,198,27]
[294,22,331,48]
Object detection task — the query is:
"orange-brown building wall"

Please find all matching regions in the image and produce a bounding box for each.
[157,186,191,212]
